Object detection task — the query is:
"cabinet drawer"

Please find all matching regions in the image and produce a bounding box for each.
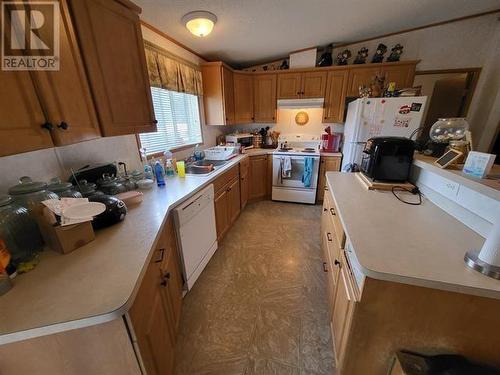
[214,165,239,194]
[326,193,345,249]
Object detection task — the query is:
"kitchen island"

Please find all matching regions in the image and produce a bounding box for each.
[322,172,500,374]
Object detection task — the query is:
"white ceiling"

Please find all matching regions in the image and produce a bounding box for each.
[136,0,500,68]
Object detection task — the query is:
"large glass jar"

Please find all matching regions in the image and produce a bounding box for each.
[76,180,102,198]
[47,177,83,198]
[0,195,42,265]
[8,177,59,215]
[97,174,126,195]
[429,118,469,143]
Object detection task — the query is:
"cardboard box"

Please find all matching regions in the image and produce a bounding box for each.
[41,219,95,254]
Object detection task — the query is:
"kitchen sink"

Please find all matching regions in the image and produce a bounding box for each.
[185,159,229,175]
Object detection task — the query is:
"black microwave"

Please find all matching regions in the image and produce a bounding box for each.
[360,137,415,182]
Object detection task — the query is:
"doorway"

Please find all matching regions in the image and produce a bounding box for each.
[413,68,481,142]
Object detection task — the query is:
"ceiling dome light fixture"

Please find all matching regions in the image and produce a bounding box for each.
[182,11,217,37]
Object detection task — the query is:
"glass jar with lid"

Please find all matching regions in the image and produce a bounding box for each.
[0,195,43,265]
[47,177,83,198]
[76,180,102,198]
[8,176,59,215]
[97,174,126,195]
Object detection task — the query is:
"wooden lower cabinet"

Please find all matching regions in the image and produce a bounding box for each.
[129,216,183,375]
[248,155,269,201]
[213,165,241,241]
[240,158,250,209]
[316,156,342,202]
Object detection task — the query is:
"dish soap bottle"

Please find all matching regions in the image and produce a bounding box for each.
[154,160,165,187]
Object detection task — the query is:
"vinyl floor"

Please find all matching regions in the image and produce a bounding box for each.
[174,200,335,375]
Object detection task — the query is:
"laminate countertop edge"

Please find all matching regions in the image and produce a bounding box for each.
[326,172,500,301]
[0,154,250,345]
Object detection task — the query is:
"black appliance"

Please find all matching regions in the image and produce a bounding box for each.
[360,137,415,182]
[88,194,127,229]
[68,163,117,185]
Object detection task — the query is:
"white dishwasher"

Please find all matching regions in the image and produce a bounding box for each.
[174,184,218,290]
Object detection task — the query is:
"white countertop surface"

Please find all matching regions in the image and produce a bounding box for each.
[0,155,248,345]
[326,172,500,300]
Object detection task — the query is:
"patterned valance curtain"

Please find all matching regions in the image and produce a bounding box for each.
[144,41,203,96]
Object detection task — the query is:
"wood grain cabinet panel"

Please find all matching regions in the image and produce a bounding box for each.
[316,156,341,202]
[68,0,156,136]
[301,71,327,98]
[380,64,415,89]
[346,67,382,97]
[249,155,268,201]
[233,73,254,123]
[240,158,250,210]
[201,63,235,125]
[214,187,230,241]
[0,69,53,156]
[277,73,302,99]
[33,0,101,146]
[227,177,241,224]
[253,74,277,122]
[223,66,235,124]
[323,70,348,123]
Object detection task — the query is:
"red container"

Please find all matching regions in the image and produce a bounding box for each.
[321,133,341,152]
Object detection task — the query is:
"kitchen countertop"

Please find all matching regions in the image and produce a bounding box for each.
[0,154,249,345]
[326,172,500,300]
[413,154,500,200]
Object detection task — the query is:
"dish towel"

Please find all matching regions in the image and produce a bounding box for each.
[281,157,292,178]
[302,157,313,187]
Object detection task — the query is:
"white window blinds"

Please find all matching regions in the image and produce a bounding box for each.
[139,87,202,155]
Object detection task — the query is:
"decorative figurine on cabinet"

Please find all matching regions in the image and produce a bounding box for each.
[279,59,289,70]
[353,47,369,64]
[369,75,386,97]
[387,44,404,62]
[371,43,387,63]
[317,44,333,67]
[335,49,351,65]
[359,85,371,98]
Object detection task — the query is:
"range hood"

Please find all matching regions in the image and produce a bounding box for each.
[277,98,324,109]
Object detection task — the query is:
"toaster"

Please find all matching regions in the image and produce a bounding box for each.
[360,137,415,182]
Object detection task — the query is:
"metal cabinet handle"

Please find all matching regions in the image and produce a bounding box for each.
[164,272,171,279]
[41,122,54,131]
[323,207,327,212]
[334,259,340,266]
[327,232,333,242]
[154,248,165,263]
[152,119,158,124]
[330,208,336,216]
[323,262,328,273]
[57,121,69,130]
[160,280,167,287]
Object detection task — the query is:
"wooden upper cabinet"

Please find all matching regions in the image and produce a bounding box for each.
[253,74,277,122]
[301,71,327,98]
[277,72,302,99]
[68,0,156,136]
[33,0,101,146]
[346,66,382,97]
[201,63,235,125]
[380,64,416,90]
[222,66,235,124]
[0,70,54,156]
[233,73,254,123]
[323,70,349,123]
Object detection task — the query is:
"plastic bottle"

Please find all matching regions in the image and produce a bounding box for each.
[154,161,165,187]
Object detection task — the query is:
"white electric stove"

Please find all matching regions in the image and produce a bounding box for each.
[272,135,321,204]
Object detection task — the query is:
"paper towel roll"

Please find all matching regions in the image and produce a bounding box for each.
[478,216,500,266]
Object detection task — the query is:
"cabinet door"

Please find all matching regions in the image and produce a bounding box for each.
[129,247,175,375]
[222,66,235,124]
[240,173,249,210]
[316,157,341,202]
[331,265,356,368]
[0,69,53,156]
[68,0,156,136]
[233,73,254,123]
[323,70,348,123]
[227,177,241,224]
[214,188,229,241]
[253,74,277,122]
[249,155,268,200]
[380,64,415,90]
[277,73,302,99]
[346,67,382,97]
[301,71,327,98]
[33,0,100,146]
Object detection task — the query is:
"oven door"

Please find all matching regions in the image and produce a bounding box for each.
[272,155,320,189]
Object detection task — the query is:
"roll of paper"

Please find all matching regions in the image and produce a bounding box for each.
[478,216,500,267]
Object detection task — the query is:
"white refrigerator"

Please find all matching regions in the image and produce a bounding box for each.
[341,96,427,172]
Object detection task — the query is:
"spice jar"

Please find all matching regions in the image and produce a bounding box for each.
[0,195,42,265]
[47,177,83,198]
